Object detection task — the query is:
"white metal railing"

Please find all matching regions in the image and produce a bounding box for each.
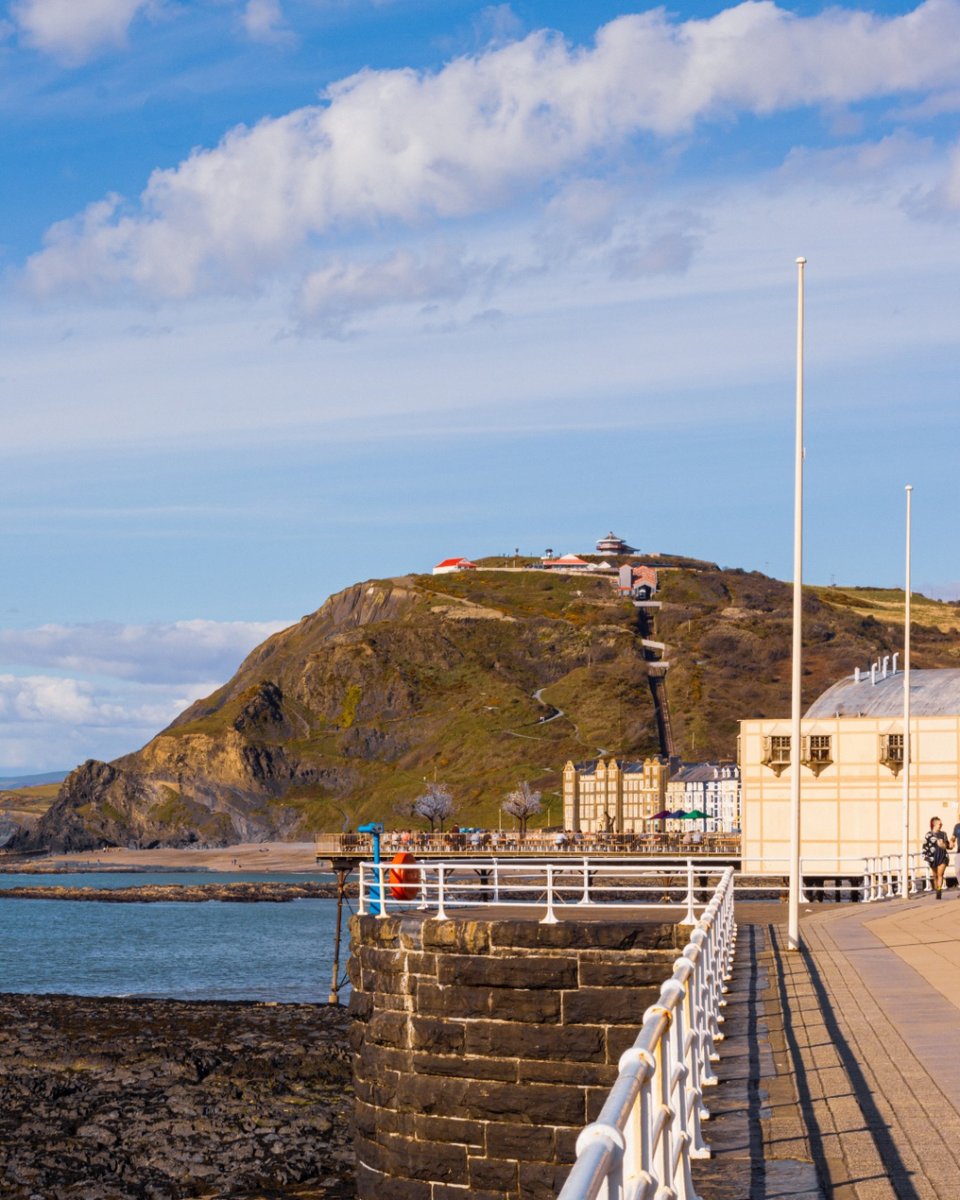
[794,853,930,903]
[556,867,736,1200]
[357,853,933,922]
[859,852,930,901]
[358,858,731,923]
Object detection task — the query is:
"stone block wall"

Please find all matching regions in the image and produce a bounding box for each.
[348,914,690,1200]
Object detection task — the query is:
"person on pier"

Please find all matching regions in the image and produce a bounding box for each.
[922,817,951,899]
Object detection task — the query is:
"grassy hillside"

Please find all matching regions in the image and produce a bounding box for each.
[657,571,959,758]
[0,782,62,828]
[15,564,960,848]
[156,570,662,831]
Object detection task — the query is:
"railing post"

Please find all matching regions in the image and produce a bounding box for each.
[376,862,387,918]
[541,864,558,924]
[358,863,367,915]
[578,856,591,905]
[677,947,710,1157]
[684,859,697,924]
[436,864,448,921]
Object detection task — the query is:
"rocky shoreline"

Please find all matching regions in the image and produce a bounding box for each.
[0,993,356,1199]
[0,882,358,902]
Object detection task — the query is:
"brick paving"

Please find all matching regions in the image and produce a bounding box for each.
[692,894,960,1200]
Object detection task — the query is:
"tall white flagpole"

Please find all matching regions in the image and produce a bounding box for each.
[788,257,806,952]
[901,485,912,898]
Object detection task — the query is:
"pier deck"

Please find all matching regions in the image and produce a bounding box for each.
[696,894,960,1199]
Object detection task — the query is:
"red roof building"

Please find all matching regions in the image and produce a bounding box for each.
[432,557,477,575]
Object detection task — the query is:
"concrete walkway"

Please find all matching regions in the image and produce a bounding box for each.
[692,893,960,1200]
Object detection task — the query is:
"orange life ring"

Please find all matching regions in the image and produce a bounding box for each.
[388,851,420,901]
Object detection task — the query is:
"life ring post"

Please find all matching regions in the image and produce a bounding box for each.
[388,851,421,902]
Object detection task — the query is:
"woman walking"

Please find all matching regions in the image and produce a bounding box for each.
[922,816,951,898]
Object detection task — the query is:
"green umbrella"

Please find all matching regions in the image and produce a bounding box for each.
[680,810,708,820]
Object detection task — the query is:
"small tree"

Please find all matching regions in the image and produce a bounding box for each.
[414,783,457,832]
[502,781,542,841]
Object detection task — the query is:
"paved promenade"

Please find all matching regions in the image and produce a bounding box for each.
[692,892,960,1200]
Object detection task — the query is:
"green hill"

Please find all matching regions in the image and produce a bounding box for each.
[14,564,960,850]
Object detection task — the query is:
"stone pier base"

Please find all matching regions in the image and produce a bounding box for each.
[349,912,690,1199]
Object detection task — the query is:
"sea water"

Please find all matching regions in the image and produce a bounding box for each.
[0,873,349,1002]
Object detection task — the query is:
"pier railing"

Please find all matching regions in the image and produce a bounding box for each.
[556,867,736,1200]
[358,858,735,923]
[355,852,932,920]
[317,831,741,858]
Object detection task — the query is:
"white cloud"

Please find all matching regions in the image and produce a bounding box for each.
[471,4,524,48]
[241,0,293,46]
[0,618,293,771]
[0,674,215,772]
[608,224,702,279]
[0,619,292,684]
[298,245,492,334]
[12,0,156,63]
[0,672,198,728]
[23,2,960,302]
[905,138,960,217]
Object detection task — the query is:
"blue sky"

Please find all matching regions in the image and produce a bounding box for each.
[1,0,959,772]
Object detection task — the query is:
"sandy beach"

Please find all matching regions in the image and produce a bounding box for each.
[8,841,322,873]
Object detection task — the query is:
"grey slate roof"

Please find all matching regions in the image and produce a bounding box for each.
[670,763,739,783]
[806,669,960,718]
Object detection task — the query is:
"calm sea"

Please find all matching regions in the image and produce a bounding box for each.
[0,872,348,1002]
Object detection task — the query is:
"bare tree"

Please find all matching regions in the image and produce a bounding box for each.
[502,781,542,841]
[414,783,458,832]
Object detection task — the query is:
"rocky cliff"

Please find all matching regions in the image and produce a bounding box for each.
[16,565,960,850]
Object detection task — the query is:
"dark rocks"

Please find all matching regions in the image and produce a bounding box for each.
[0,994,355,1199]
[0,882,350,903]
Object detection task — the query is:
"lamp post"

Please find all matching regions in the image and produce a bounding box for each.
[901,485,912,898]
[788,256,806,953]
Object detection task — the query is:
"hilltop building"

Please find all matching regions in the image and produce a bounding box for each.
[739,665,960,870]
[432,557,477,575]
[541,554,593,571]
[596,532,636,554]
[617,564,659,598]
[562,757,668,833]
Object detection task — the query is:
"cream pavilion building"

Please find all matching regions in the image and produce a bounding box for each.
[562,757,668,833]
[739,667,960,872]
